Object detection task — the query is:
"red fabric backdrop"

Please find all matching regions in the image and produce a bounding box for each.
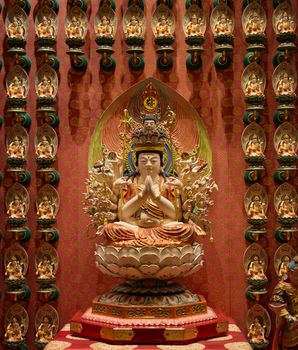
[0,0,297,348]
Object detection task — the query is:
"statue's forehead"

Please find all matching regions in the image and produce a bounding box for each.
[139,153,159,159]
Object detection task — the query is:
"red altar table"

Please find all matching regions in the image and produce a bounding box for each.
[44,321,252,350]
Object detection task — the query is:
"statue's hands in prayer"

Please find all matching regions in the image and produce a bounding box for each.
[145,176,161,201]
[138,178,151,201]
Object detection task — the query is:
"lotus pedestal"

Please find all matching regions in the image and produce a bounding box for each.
[70,244,228,345]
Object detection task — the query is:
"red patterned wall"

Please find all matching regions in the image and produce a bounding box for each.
[0,0,297,348]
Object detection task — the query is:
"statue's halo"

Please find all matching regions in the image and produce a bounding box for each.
[88,77,212,172]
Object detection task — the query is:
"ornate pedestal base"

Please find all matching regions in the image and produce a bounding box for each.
[70,281,228,345]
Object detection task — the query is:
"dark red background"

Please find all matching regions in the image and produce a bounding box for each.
[0,0,297,348]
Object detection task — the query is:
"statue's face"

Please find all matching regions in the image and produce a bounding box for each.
[102,16,108,25]
[138,153,161,176]
[143,119,155,130]
[131,16,137,25]
[282,134,290,142]
[284,256,290,263]
[252,255,260,262]
[41,136,49,144]
[250,75,257,83]
[191,15,197,24]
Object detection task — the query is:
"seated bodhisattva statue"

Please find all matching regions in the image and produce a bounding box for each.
[102,116,193,247]
[85,113,217,248]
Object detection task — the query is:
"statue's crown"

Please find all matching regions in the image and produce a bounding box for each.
[131,115,167,152]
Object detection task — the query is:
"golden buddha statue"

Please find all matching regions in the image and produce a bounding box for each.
[35,316,55,343]
[7,77,26,98]
[36,256,55,279]
[278,195,297,219]
[156,15,172,37]
[276,12,295,34]
[277,134,297,156]
[270,256,298,349]
[66,16,85,39]
[4,317,24,343]
[37,196,55,219]
[96,16,113,37]
[7,196,26,218]
[247,255,266,280]
[214,14,232,35]
[248,195,267,219]
[247,317,267,344]
[7,17,26,38]
[186,14,203,36]
[5,256,25,281]
[246,14,264,35]
[276,73,296,95]
[245,74,264,96]
[278,255,291,279]
[36,136,54,158]
[37,16,55,39]
[7,136,25,158]
[95,115,204,247]
[37,75,55,98]
[245,134,264,157]
[125,16,143,37]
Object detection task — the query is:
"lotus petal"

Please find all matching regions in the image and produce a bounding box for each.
[95,244,105,256]
[139,247,160,265]
[106,263,121,274]
[184,263,204,277]
[160,255,181,267]
[119,267,143,280]
[139,246,160,255]
[180,252,195,263]
[181,245,194,255]
[96,263,118,277]
[179,262,194,274]
[160,247,181,258]
[193,243,203,255]
[193,253,204,266]
[119,247,139,258]
[94,252,105,264]
[156,266,181,280]
[104,252,119,264]
[118,255,140,267]
[139,264,160,276]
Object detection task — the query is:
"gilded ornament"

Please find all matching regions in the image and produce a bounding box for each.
[36,184,60,224]
[4,304,29,346]
[35,304,59,346]
[65,6,88,71]
[35,243,59,283]
[246,304,270,348]
[5,6,28,54]
[4,244,28,283]
[35,124,58,163]
[6,183,30,224]
[244,243,268,298]
[242,1,266,50]
[274,244,297,280]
